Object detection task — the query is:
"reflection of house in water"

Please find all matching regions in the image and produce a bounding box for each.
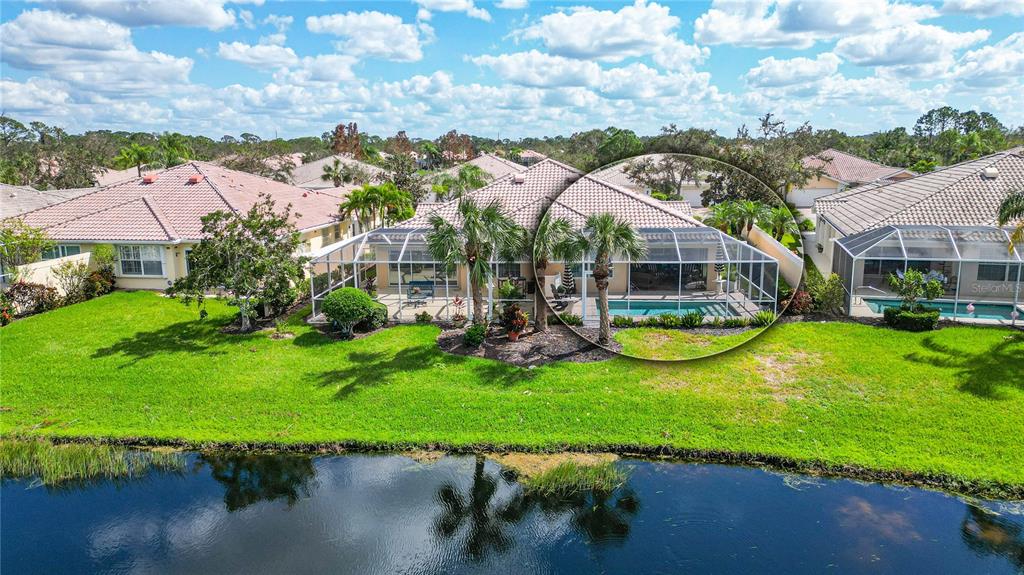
[961,505,1024,570]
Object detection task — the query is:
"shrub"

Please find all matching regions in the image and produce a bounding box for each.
[752,310,776,327]
[322,287,375,338]
[658,313,684,329]
[414,311,433,324]
[0,294,12,326]
[52,260,90,304]
[679,310,704,329]
[888,269,945,309]
[91,244,116,271]
[463,323,487,347]
[498,279,523,300]
[807,272,845,316]
[84,268,116,299]
[611,315,635,328]
[709,316,723,328]
[883,306,940,332]
[500,302,523,329]
[722,317,749,329]
[3,281,59,316]
[787,290,813,315]
[451,296,467,324]
[558,313,582,326]
[639,316,662,328]
[354,301,387,332]
[799,219,815,232]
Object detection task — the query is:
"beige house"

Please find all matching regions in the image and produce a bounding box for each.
[10,161,349,292]
[815,147,1023,323]
[794,148,914,208]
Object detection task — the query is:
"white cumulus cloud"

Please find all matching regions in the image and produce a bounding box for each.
[941,0,1024,17]
[414,0,491,21]
[307,10,427,62]
[835,24,989,77]
[745,52,841,87]
[469,50,601,87]
[33,0,260,30]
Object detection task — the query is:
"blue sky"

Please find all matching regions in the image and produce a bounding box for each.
[1,1,1022,140]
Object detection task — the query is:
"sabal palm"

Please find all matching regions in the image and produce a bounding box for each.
[432,165,492,201]
[114,143,155,177]
[531,215,575,332]
[998,190,1024,253]
[426,197,526,325]
[761,205,800,241]
[558,213,647,345]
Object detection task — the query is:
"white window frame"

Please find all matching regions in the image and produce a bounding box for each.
[117,244,166,278]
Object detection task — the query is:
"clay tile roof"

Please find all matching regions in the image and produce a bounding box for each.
[290,154,383,189]
[400,158,583,230]
[15,161,342,242]
[438,153,527,181]
[815,147,1024,236]
[548,174,702,229]
[1,183,95,219]
[803,148,911,185]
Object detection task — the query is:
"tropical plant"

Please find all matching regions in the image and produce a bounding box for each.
[556,213,647,346]
[997,190,1024,252]
[557,312,583,326]
[414,310,433,324]
[807,272,846,316]
[703,202,742,236]
[679,310,704,328]
[52,260,90,304]
[752,309,776,327]
[463,323,487,347]
[155,132,193,167]
[339,182,414,230]
[0,219,53,281]
[759,205,800,242]
[113,143,156,176]
[531,215,575,332]
[425,197,527,325]
[321,158,371,188]
[431,164,492,202]
[322,287,376,338]
[166,194,306,331]
[734,200,771,236]
[419,141,442,169]
[888,268,946,310]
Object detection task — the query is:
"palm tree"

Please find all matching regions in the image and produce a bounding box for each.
[426,197,526,325]
[339,186,378,229]
[703,201,742,236]
[322,158,372,188]
[156,132,193,167]
[760,205,800,242]
[432,164,492,201]
[531,215,575,332]
[114,143,155,177]
[420,141,442,170]
[734,200,770,237]
[998,190,1024,252]
[375,182,414,226]
[558,213,646,346]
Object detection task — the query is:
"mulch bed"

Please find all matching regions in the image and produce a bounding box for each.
[437,324,617,367]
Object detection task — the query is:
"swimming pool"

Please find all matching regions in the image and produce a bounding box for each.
[863,298,1020,320]
[607,300,733,317]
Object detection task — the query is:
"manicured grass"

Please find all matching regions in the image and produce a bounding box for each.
[2,292,1023,488]
[614,327,764,360]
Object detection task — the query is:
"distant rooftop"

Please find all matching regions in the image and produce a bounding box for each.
[1,183,95,220]
[803,148,912,185]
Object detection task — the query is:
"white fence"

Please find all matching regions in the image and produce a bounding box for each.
[748,225,804,288]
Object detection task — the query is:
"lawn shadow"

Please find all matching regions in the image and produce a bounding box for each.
[311,344,454,399]
[92,319,254,367]
[904,331,1024,399]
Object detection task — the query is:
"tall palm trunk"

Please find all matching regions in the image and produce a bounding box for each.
[594,259,611,345]
[471,278,486,326]
[534,260,548,332]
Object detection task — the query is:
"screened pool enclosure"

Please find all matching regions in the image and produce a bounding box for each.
[832,225,1023,321]
[310,225,780,324]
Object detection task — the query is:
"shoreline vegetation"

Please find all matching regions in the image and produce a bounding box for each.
[3,435,1021,500]
[2,292,1023,500]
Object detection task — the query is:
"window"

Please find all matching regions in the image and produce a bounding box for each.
[184,249,193,275]
[977,263,1008,282]
[496,262,522,279]
[41,244,81,260]
[118,245,164,276]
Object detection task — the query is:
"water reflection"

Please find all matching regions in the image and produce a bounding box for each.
[962,505,1024,569]
[3,451,1023,575]
[198,452,316,512]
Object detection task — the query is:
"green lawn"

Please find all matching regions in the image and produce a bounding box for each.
[2,291,1023,490]
[614,327,764,360]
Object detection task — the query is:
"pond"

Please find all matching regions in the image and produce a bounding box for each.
[3,451,1022,574]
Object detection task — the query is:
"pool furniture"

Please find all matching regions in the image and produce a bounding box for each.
[406,280,434,307]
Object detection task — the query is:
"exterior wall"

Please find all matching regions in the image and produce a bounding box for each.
[302,221,352,255]
[112,243,181,290]
[790,175,842,208]
[814,216,841,271]
[748,225,803,288]
[15,250,95,295]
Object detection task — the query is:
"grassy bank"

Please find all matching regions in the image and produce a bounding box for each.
[2,292,1022,490]
[615,327,764,359]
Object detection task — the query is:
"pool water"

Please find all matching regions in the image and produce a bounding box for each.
[608,300,732,316]
[3,452,1023,574]
[864,298,1020,320]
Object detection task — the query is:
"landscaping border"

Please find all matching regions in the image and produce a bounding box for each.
[19,434,1023,501]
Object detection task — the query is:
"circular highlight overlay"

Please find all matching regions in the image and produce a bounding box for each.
[532,153,804,361]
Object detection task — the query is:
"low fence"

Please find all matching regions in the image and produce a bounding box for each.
[13,252,94,295]
[748,225,804,288]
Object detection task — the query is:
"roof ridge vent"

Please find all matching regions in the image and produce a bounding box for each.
[187,174,204,184]
[142,174,158,184]
[511,173,526,184]
[982,167,999,179]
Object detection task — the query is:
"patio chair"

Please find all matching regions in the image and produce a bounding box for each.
[549,284,580,312]
[405,280,434,307]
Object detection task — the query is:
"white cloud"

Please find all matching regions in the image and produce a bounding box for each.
[34,0,259,31]
[273,55,359,85]
[469,50,601,87]
[496,0,528,8]
[951,32,1024,87]
[745,52,841,87]
[263,14,293,32]
[516,0,690,62]
[414,0,491,21]
[598,63,714,100]
[941,0,1024,17]
[306,11,426,62]
[217,39,298,70]
[835,24,989,77]
[0,9,192,94]
[238,9,254,29]
[694,0,939,48]
[0,77,71,110]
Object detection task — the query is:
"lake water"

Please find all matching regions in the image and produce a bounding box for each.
[3,452,1022,574]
